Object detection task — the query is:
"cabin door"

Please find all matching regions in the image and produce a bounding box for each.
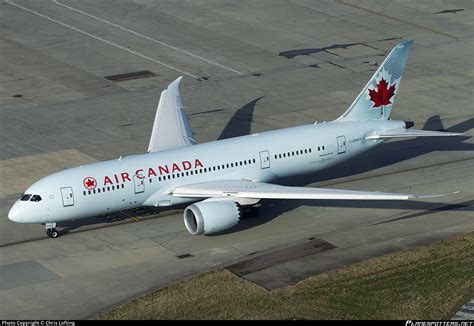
[259,150,270,169]
[133,176,145,194]
[337,136,346,154]
[60,187,74,207]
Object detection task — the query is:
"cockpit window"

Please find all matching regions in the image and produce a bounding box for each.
[30,195,42,202]
[20,194,32,201]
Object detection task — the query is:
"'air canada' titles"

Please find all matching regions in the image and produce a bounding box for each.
[97,159,203,188]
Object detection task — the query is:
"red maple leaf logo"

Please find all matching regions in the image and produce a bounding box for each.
[368,78,396,108]
[83,177,97,189]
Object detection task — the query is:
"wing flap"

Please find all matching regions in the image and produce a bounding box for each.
[148,76,196,153]
[366,129,462,140]
[172,180,457,201]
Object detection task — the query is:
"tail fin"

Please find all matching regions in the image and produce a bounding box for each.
[336,40,413,122]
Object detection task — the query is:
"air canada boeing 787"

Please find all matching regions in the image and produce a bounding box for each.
[8,40,461,238]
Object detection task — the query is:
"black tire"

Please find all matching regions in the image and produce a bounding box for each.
[249,207,259,217]
[46,229,52,237]
[242,207,259,218]
[50,229,59,239]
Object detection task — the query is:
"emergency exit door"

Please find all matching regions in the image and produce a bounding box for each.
[60,187,74,207]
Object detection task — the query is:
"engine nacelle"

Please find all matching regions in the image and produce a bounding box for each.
[183,200,241,235]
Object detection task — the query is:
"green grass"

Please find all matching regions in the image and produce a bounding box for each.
[97,232,474,320]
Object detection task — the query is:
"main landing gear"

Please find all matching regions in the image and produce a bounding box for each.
[46,222,59,239]
[242,206,260,218]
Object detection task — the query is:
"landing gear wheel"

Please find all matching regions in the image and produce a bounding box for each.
[242,207,259,218]
[248,207,259,217]
[49,229,59,238]
[47,228,58,238]
[45,222,58,238]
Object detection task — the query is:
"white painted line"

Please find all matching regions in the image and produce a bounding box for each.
[52,0,244,75]
[7,0,200,79]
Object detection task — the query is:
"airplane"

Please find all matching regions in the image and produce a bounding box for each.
[8,40,462,238]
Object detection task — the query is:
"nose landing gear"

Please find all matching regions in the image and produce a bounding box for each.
[45,222,59,238]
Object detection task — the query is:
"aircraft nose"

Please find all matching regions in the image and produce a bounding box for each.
[8,202,23,223]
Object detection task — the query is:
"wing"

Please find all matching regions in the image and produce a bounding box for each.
[172,180,457,201]
[366,129,462,140]
[148,76,196,153]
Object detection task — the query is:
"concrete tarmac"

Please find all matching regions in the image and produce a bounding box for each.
[0,0,472,319]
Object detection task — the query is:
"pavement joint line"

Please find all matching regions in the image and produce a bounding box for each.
[6,0,201,80]
[335,0,458,39]
[118,210,137,221]
[51,0,244,75]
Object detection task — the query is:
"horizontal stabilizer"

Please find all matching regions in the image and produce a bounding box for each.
[366,129,462,140]
[172,180,459,201]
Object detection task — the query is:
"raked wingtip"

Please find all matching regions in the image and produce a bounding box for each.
[412,190,461,199]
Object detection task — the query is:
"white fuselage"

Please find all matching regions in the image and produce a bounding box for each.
[9,120,404,224]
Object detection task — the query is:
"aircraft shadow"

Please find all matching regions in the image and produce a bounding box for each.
[218,96,263,140]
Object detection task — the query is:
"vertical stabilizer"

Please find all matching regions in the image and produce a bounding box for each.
[336,40,413,121]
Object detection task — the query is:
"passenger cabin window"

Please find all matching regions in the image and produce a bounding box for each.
[21,194,32,201]
[30,195,42,202]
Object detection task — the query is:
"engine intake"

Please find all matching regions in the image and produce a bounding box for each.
[184,200,241,235]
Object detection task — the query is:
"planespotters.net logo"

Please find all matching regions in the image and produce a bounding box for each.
[406,321,473,326]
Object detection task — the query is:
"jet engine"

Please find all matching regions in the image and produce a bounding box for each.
[183,200,241,235]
